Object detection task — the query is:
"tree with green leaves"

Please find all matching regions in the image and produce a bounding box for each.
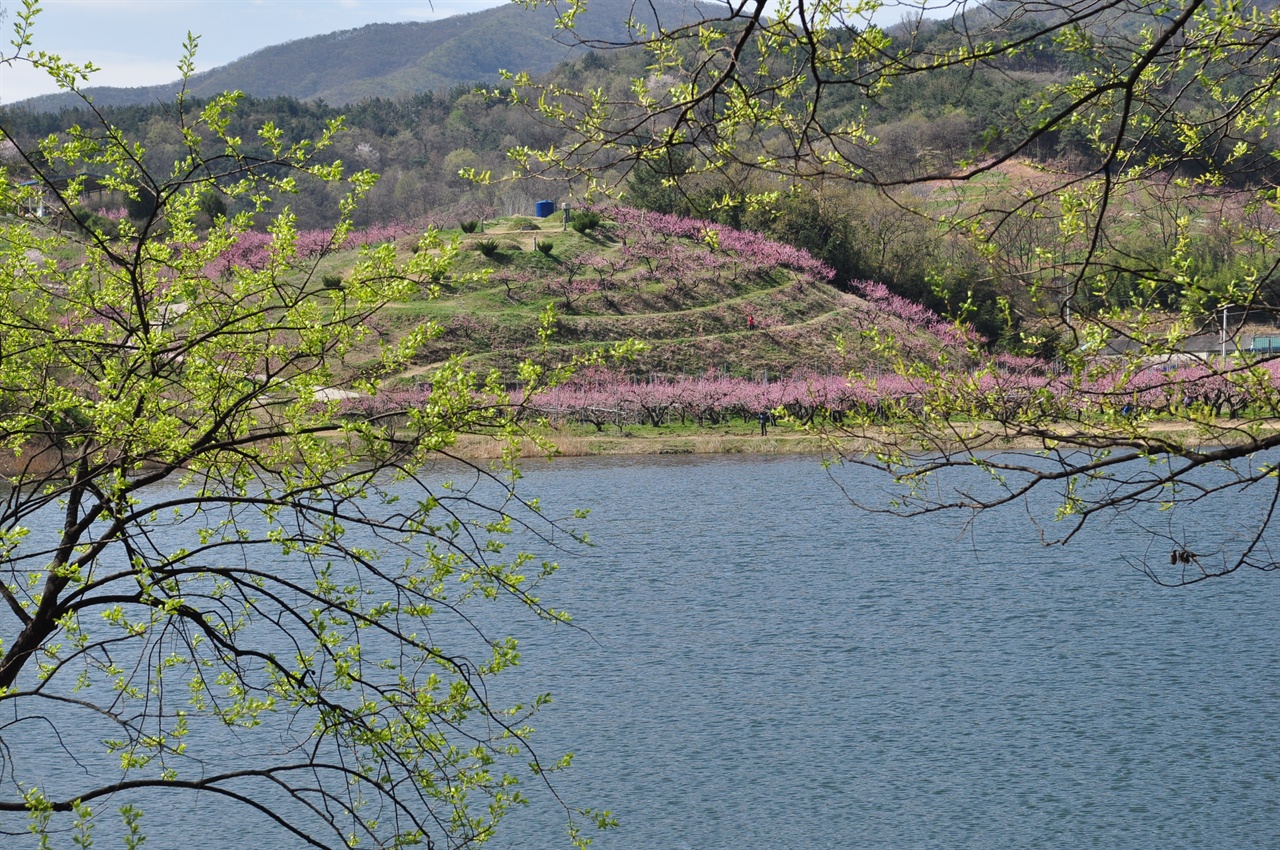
[0,5,608,846]
[511,0,1280,583]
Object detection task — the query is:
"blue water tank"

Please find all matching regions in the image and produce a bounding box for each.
[534,199,556,218]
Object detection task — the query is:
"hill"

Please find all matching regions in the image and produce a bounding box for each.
[15,0,714,111]
[326,207,980,388]
[313,206,1004,450]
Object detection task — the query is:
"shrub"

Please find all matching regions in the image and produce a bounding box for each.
[321,274,343,289]
[570,211,602,233]
[197,189,226,222]
[475,238,500,257]
[70,206,120,240]
[535,239,555,256]
[459,220,479,234]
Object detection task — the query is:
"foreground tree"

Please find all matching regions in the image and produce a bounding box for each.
[0,9,602,847]
[511,0,1280,583]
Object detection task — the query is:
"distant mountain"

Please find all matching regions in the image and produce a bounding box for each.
[16,0,715,111]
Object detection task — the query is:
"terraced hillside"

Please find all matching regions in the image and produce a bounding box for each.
[376,207,975,385]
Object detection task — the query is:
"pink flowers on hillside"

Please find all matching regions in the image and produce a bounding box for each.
[851,280,982,348]
[609,206,838,284]
[204,222,415,280]
[607,207,983,351]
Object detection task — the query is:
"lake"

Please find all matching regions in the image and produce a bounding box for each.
[494,453,1280,850]
[7,451,1280,849]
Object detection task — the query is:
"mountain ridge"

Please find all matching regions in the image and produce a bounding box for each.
[15,0,714,112]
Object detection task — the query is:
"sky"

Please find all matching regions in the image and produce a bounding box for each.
[0,0,947,103]
[0,0,509,103]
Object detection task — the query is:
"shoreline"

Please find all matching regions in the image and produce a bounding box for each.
[452,417,1280,460]
[9,419,1273,478]
[452,430,835,459]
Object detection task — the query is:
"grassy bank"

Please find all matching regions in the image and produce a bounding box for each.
[453,420,832,459]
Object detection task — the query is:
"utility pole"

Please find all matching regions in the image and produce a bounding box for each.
[1221,303,1236,369]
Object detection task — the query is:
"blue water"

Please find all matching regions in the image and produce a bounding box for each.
[7,452,1280,848]
[494,453,1280,850]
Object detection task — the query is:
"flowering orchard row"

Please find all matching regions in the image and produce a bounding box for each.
[850,280,984,349]
[506,359,1280,430]
[603,209,986,352]
[203,222,416,280]
[521,369,879,427]
[607,207,839,284]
